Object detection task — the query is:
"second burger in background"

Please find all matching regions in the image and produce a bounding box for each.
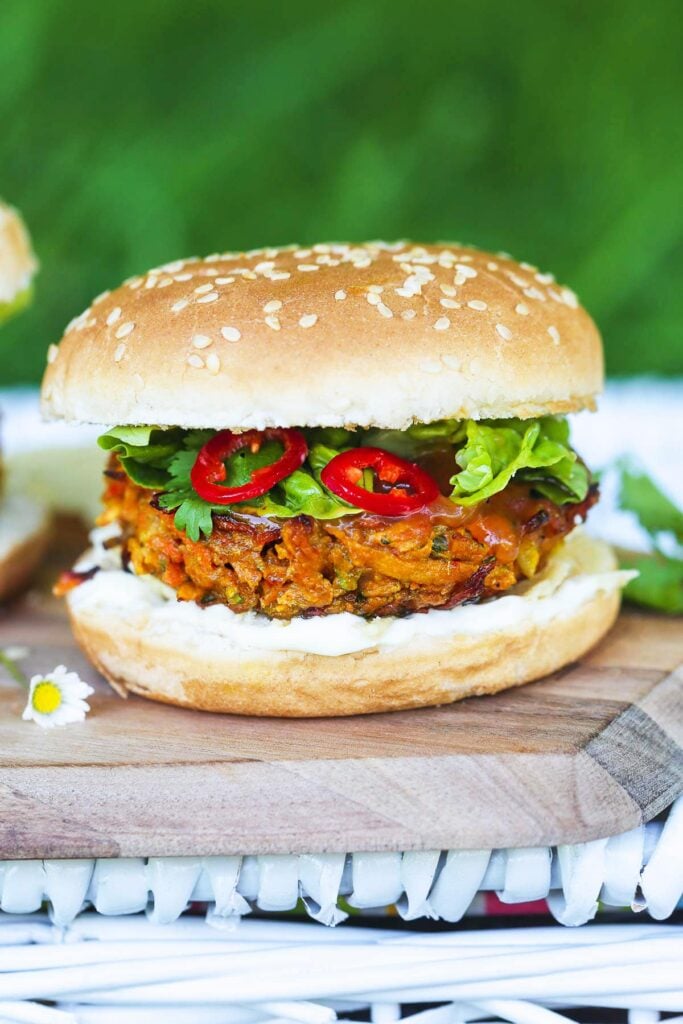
[0,199,49,601]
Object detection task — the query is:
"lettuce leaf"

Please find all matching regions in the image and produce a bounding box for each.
[98,425,187,489]
[362,420,466,460]
[450,417,589,506]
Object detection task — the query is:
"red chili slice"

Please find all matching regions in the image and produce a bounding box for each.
[320,446,440,516]
[190,428,308,504]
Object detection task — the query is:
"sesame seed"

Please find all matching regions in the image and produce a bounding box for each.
[454,272,467,286]
[299,314,318,328]
[536,271,555,284]
[376,302,393,318]
[158,276,173,288]
[171,298,189,313]
[455,263,477,279]
[215,277,234,285]
[548,325,561,344]
[269,271,291,280]
[221,326,241,342]
[467,299,487,311]
[145,276,158,289]
[263,299,282,313]
[114,343,126,362]
[486,261,499,271]
[496,323,512,340]
[520,262,537,272]
[194,283,214,295]
[562,288,579,308]
[524,286,546,302]
[192,334,212,349]
[186,354,204,368]
[205,352,221,374]
[254,261,275,274]
[47,344,58,364]
[174,273,192,282]
[197,291,219,304]
[440,284,457,297]
[434,316,450,331]
[115,322,135,339]
[297,264,319,272]
[334,289,347,301]
[354,257,371,268]
[401,275,423,295]
[413,266,435,282]
[368,284,384,293]
[507,272,529,289]
[515,303,530,316]
[106,307,122,326]
[126,276,143,289]
[401,309,416,320]
[440,298,460,309]
[294,249,312,259]
[93,290,110,304]
[265,315,281,331]
[366,292,381,306]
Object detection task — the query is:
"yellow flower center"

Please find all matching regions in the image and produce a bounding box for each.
[32,681,63,715]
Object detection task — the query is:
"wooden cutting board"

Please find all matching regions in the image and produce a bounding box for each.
[0,587,681,860]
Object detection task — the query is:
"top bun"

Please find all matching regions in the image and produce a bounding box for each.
[0,200,38,305]
[41,242,603,430]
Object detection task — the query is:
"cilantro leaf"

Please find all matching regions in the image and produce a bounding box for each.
[619,551,683,615]
[617,459,683,543]
[611,459,683,615]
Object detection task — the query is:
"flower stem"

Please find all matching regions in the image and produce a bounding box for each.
[0,650,29,687]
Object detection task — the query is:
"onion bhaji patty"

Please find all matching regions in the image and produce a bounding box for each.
[99,459,597,620]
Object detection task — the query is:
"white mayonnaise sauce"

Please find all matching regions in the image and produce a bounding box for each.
[69,528,634,658]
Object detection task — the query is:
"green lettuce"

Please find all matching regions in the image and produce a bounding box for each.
[98,415,589,541]
[450,417,589,506]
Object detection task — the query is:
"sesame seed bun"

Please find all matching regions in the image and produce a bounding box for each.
[67,532,626,717]
[0,200,38,308]
[41,242,602,430]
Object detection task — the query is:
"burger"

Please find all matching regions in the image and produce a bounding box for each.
[0,200,49,602]
[42,242,631,716]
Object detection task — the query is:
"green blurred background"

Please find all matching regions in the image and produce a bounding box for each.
[1,0,681,384]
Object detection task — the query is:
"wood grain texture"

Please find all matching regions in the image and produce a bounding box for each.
[0,595,681,860]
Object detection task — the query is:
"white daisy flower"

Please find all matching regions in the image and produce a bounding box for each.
[22,665,95,728]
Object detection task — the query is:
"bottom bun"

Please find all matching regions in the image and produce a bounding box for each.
[0,494,51,603]
[67,531,631,717]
